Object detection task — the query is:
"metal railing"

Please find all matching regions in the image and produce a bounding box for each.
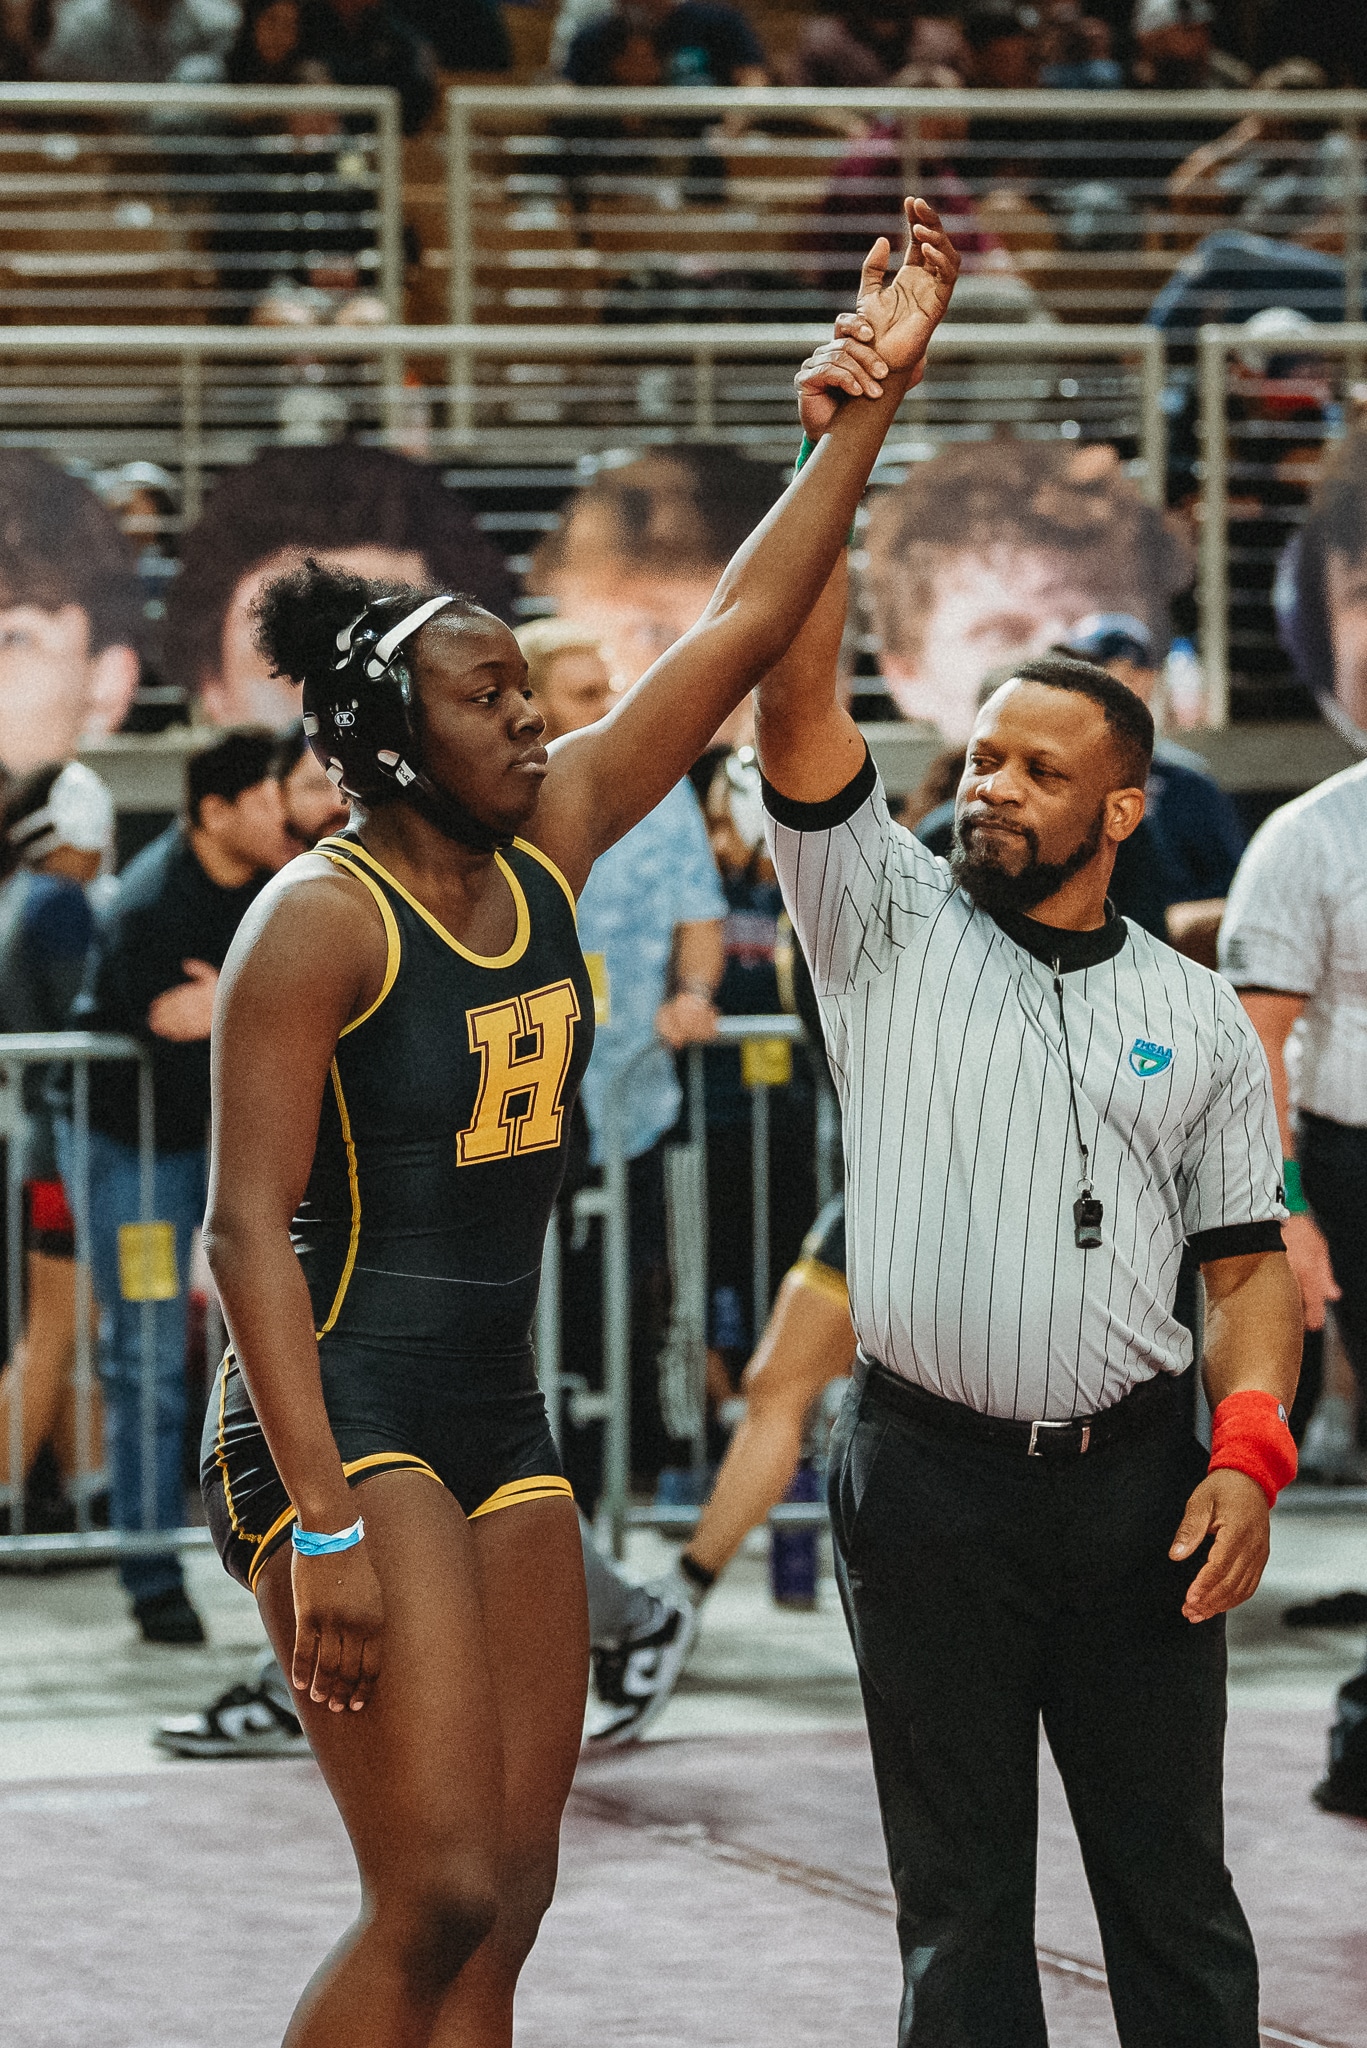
[0,1032,215,1561]
[1196,321,1367,722]
[0,82,404,323]
[535,1013,836,1555]
[447,85,1367,330]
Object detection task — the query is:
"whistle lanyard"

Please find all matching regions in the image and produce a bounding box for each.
[1053,961,1104,1250]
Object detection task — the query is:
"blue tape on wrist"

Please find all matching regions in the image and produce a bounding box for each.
[794,433,816,475]
[292,1515,365,1556]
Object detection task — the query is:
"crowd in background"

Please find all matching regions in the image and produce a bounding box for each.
[2,0,1363,96]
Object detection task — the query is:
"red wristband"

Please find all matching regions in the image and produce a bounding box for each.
[1207,1390,1297,1507]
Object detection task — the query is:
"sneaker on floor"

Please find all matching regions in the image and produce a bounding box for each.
[587,1598,697,1747]
[154,1680,308,1758]
[133,1587,206,1646]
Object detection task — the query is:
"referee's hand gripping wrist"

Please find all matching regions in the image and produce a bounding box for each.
[290,1534,384,1715]
[1169,1469,1271,1625]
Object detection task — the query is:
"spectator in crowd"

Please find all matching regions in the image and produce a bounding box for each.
[162,443,514,730]
[1037,2,1122,86]
[787,0,955,88]
[1130,0,1250,88]
[562,0,767,87]
[39,0,239,81]
[58,729,290,1644]
[861,439,1192,743]
[1220,764,1367,1820]
[1,0,51,75]
[1278,428,1367,749]
[297,0,436,132]
[391,0,509,71]
[516,616,726,1501]
[961,0,1036,85]
[0,763,115,1533]
[270,717,351,849]
[513,618,613,737]
[529,444,784,695]
[0,454,143,776]
[1055,612,1246,940]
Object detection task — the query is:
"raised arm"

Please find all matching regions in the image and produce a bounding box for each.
[532,199,959,891]
[203,865,388,1714]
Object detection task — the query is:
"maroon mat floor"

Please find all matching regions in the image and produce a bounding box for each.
[1,1710,1363,2047]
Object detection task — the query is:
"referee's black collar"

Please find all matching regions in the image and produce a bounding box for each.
[988,900,1128,973]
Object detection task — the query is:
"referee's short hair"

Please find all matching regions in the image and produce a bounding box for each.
[983,654,1154,789]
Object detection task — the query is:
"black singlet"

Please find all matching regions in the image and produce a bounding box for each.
[203,831,594,1591]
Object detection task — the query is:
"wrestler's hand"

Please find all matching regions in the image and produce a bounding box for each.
[291,1542,385,1713]
[1170,1468,1271,1624]
[848,197,959,378]
[795,326,891,439]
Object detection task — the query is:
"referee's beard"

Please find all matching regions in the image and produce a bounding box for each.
[949,800,1106,918]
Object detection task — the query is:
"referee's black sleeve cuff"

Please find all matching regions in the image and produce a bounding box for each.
[1187,1220,1285,1263]
[761,747,877,832]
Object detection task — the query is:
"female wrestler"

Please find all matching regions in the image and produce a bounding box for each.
[201,199,958,2048]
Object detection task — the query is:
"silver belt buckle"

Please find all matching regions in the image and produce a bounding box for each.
[1027,1419,1092,1457]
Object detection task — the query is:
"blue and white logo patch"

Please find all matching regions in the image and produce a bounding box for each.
[1129,1038,1173,1078]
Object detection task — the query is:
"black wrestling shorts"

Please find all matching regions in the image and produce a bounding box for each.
[201,1346,571,1593]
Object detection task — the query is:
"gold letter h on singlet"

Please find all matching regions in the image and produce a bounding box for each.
[457,977,580,1166]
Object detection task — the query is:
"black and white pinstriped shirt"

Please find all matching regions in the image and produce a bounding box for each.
[764,752,1287,1422]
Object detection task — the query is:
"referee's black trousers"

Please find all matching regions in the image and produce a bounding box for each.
[828,1365,1259,2048]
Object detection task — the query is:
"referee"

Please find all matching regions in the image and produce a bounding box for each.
[754,373,1302,2041]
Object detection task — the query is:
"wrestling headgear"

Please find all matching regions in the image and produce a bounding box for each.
[302,591,511,851]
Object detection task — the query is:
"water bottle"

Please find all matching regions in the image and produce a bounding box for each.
[769,1461,822,1609]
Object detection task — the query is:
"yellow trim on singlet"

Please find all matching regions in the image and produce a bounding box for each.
[317,847,402,1036]
[244,1452,445,1591]
[212,1352,254,1543]
[512,837,578,923]
[314,1062,360,1339]
[321,836,530,970]
[789,1255,850,1311]
[467,1473,575,1521]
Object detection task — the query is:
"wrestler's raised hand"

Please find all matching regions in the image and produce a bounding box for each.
[292,1541,385,1713]
[794,198,958,438]
[851,197,958,372]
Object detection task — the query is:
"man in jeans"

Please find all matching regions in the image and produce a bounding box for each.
[60,728,288,1642]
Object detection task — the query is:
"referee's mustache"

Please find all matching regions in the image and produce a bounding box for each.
[957,805,1038,856]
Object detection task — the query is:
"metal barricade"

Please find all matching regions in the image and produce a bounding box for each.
[535,1014,838,1555]
[0,1030,210,1563]
[448,85,1367,331]
[0,82,404,324]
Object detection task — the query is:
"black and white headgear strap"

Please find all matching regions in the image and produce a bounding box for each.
[303,591,512,853]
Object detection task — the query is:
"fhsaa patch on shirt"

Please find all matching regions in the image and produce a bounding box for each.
[1129,1038,1174,1078]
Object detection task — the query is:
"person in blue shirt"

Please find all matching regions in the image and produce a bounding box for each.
[517,618,726,1500]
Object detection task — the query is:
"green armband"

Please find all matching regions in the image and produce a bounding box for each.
[1282,1159,1309,1215]
[793,432,858,544]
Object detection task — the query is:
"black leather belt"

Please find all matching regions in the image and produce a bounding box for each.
[859,1356,1182,1459]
